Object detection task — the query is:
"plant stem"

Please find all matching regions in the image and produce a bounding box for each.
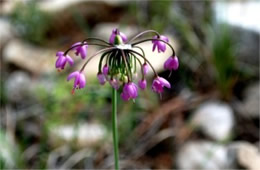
[112,88,119,170]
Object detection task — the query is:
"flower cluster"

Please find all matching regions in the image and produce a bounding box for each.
[55,29,179,101]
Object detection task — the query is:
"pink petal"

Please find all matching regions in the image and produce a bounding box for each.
[121,92,130,101]
[67,71,79,81]
[71,42,81,49]
[152,43,156,52]
[120,32,128,43]
[109,34,116,44]
[79,73,86,88]
[56,52,64,58]
[66,55,74,66]
[79,45,87,59]
[158,77,171,88]
[74,75,80,88]
[55,56,63,68]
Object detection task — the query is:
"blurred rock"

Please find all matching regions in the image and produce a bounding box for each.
[177,141,233,169]
[191,101,234,141]
[232,26,259,68]
[0,0,26,15]
[77,123,106,147]
[228,142,260,170]
[3,39,56,74]
[5,71,33,103]
[49,123,106,148]
[241,82,260,118]
[39,0,127,13]
[0,19,15,49]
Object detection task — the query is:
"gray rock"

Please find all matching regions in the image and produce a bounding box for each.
[5,71,33,103]
[191,101,234,141]
[228,142,260,170]
[177,141,233,169]
[3,39,56,74]
[49,123,106,148]
[0,19,15,49]
[242,82,260,118]
[231,26,260,69]
[39,0,128,13]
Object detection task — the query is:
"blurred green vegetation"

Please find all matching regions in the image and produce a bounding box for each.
[9,1,51,45]
[129,1,172,32]
[0,80,7,106]
[0,130,25,169]
[36,75,158,145]
[211,24,237,99]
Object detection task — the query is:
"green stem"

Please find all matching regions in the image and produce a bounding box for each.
[112,88,119,170]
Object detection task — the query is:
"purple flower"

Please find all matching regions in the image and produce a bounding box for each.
[120,82,138,101]
[97,73,106,85]
[142,63,149,75]
[109,28,127,44]
[152,77,171,93]
[67,71,86,94]
[164,56,179,71]
[109,79,120,90]
[138,79,147,90]
[56,51,74,70]
[103,64,109,76]
[71,42,88,59]
[152,35,169,53]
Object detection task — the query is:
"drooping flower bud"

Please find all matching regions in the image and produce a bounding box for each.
[138,79,147,90]
[142,63,149,75]
[67,71,86,93]
[103,64,109,76]
[120,82,138,101]
[152,35,169,53]
[97,73,106,85]
[152,77,171,93]
[109,78,120,90]
[164,56,179,71]
[55,51,74,70]
[109,28,127,44]
[71,42,88,59]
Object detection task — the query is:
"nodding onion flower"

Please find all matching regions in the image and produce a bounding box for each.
[55,28,179,100]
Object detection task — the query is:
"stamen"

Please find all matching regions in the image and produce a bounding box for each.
[71,88,75,95]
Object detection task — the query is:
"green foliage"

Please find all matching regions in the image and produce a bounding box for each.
[10,1,50,45]
[0,130,24,169]
[129,1,172,32]
[0,80,7,106]
[36,75,111,126]
[148,1,172,32]
[211,24,236,99]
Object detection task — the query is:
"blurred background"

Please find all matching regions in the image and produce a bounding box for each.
[0,0,259,169]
